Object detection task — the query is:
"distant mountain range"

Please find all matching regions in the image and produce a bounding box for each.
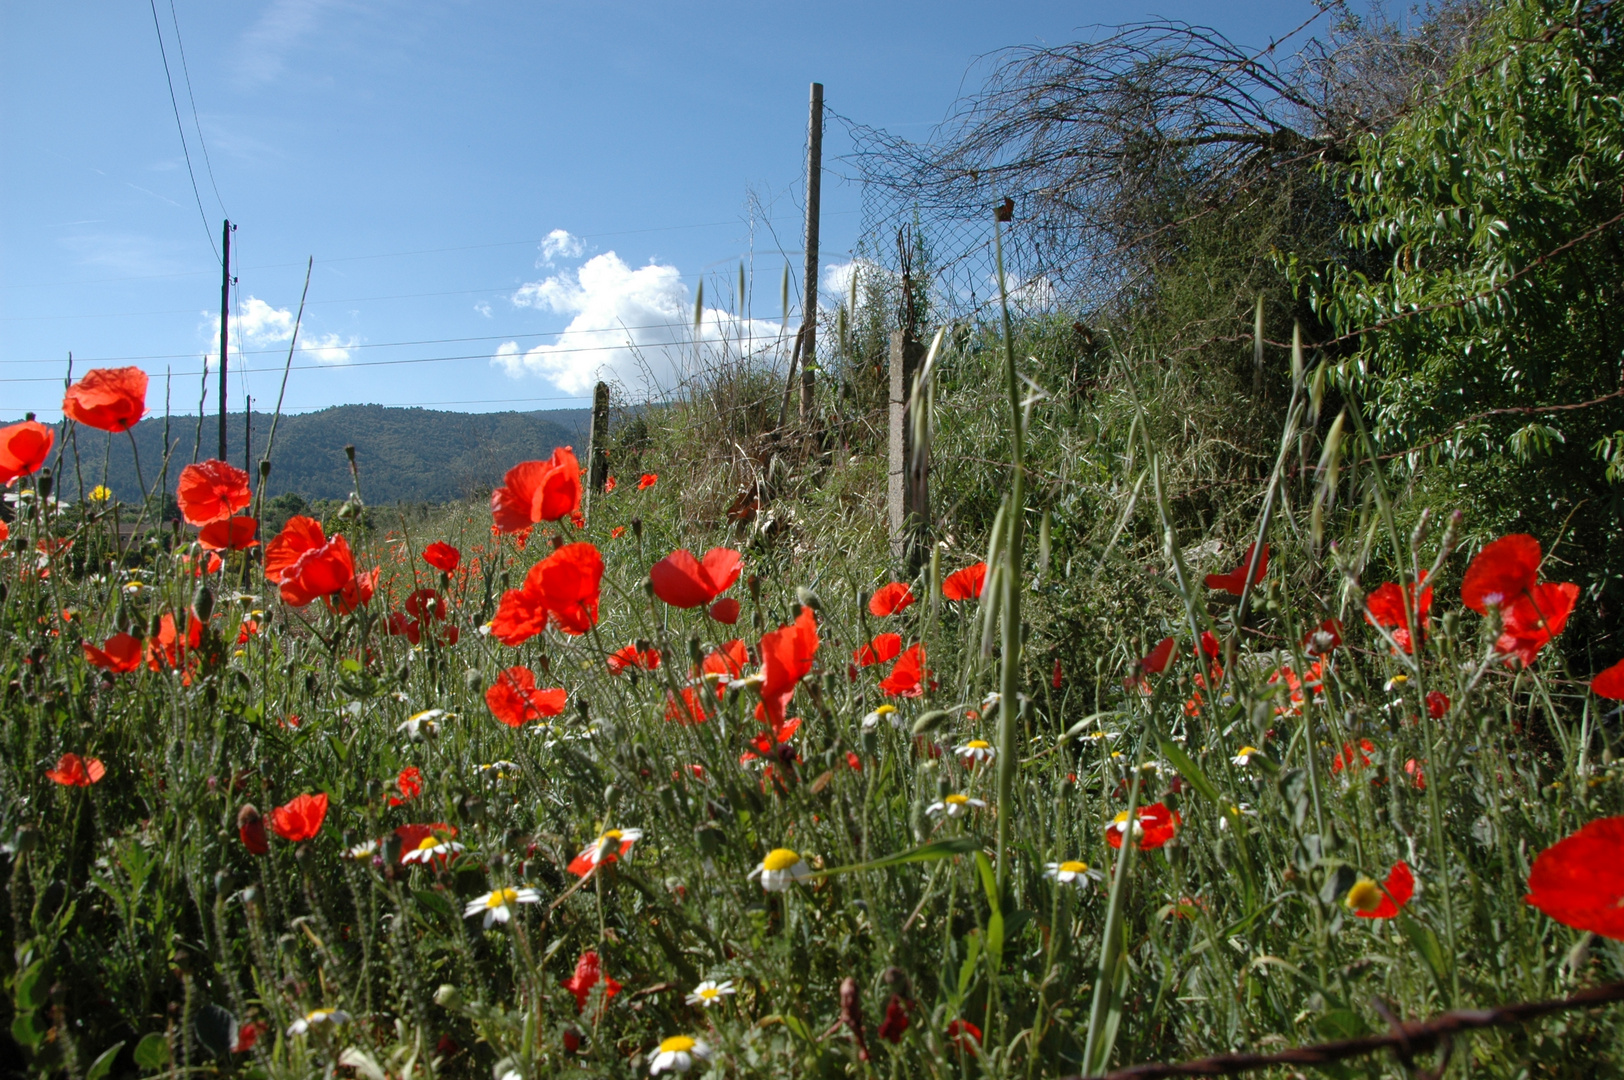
[31,404,591,505]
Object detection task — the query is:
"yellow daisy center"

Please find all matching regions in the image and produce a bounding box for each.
[875,704,896,715]
[1236,746,1257,757]
[697,987,719,999]
[658,1035,697,1053]
[762,848,801,871]
[1058,860,1089,874]
[602,829,623,841]
[966,739,990,749]
[487,888,518,909]
[944,794,970,805]
[416,836,439,850]
[1345,878,1383,913]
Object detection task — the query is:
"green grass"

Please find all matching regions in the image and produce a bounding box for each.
[4,321,1623,1080]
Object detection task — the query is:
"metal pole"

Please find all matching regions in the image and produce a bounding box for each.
[799,82,823,421]
[218,219,231,461]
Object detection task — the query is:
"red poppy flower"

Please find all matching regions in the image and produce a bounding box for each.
[423,541,461,573]
[650,547,742,609]
[709,597,740,624]
[1365,582,1433,653]
[485,666,567,727]
[391,766,424,806]
[879,643,928,697]
[561,951,621,1013]
[1525,817,1624,939]
[1303,618,1343,655]
[1496,582,1578,667]
[45,753,105,786]
[1404,758,1427,790]
[329,567,380,616]
[233,1022,266,1054]
[1425,690,1450,719]
[83,632,143,674]
[942,562,987,601]
[760,606,819,723]
[269,792,329,843]
[566,830,641,877]
[878,996,911,1043]
[604,476,617,493]
[488,587,549,646]
[1331,738,1375,774]
[0,421,55,485]
[238,805,268,855]
[869,582,915,616]
[665,686,709,724]
[1592,657,1624,700]
[198,515,259,551]
[490,542,604,643]
[176,459,251,526]
[1204,542,1268,595]
[1052,659,1064,689]
[63,366,148,432]
[637,473,657,491]
[702,639,750,680]
[1462,534,1542,614]
[946,1019,981,1055]
[606,643,661,675]
[1351,861,1414,919]
[610,526,627,539]
[264,516,362,607]
[1138,636,1176,676]
[1106,802,1181,850]
[854,632,902,667]
[490,447,582,534]
[146,612,204,673]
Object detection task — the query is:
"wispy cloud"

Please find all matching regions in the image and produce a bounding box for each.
[58,232,191,277]
[235,0,338,85]
[538,228,585,267]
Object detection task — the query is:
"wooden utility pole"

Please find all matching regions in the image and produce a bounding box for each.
[218,219,232,462]
[586,381,610,519]
[798,82,823,421]
[244,396,252,483]
[888,329,928,567]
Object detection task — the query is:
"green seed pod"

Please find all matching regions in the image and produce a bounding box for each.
[796,586,822,612]
[192,584,215,624]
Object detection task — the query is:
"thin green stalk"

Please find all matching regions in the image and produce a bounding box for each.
[992,219,1027,894]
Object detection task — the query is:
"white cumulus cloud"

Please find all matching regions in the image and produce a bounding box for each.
[493,252,788,398]
[202,295,358,366]
[538,228,585,266]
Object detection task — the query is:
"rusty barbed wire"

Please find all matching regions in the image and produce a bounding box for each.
[1067,980,1624,1080]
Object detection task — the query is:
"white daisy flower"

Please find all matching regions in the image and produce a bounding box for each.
[1384,674,1409,692]
[1045,860,1105,885]
[1231,746,1260,766]
[463,886,542,928]
[573,828,643,870]
[475,760,521,781]
[649,1035,711,1075]
[956,739,996,764]
[287,1007,349,1036]
[926,793,987,818]
[401,836,464,864]
[861,704,898,730]
[398,709,445,739]
[748,848,812,892]
[1218,803,1256,832]
[344,839,379,861]
[684,980,735,1007]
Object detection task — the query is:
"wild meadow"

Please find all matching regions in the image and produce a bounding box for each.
[5,265,1624,1080]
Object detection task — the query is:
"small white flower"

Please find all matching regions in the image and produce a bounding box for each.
[398,709,445,739]
[287,1007,349,1036]
[463,886,542,928]
[956,739,996,764]
[1045,860,1105,885]
[861,704,898,730]
[345,839,379,860]
[574,828,643,869]
[684,980,735,1007]
[122,581,144,594]
[980,690,1002,712]
[1384,674,1409,692]
[401,836,464,864]
[475,760,521,781]
[650,1035,711,1075]
[748,848,811,891]
[1231,746,1260,766]
[1217,803,1256,832]
[926,793,987,818]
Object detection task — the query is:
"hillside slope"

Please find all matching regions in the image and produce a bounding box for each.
[40,404,590,504]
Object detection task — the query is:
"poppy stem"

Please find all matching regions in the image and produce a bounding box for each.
[992,218,1026,896]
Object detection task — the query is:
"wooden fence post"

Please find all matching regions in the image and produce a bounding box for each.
[888,328,928,568]
[586,381,610,520]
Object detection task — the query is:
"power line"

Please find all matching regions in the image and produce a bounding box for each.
[0,314,803,365]
[146,0,220,264]
[167,0,227,219]
[0,329,797,385]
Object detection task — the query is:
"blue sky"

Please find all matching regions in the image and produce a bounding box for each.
[3,0,1330,419]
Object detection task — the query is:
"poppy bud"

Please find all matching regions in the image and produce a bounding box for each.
[37,471,52,499]
[193,585,215,623]
[42,879,66,913]
[630,517,642,539]
[434,984,462,1009]
[215,870,234,896]
[463,668,483,690]
[576,696,591,722]
[796,586,821,611]
[238,804,268,856]
[604,783,619,807]
[659,786,679,816]
[259,458,272,480]
[687,637,703,666]
[861,730,878,759]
